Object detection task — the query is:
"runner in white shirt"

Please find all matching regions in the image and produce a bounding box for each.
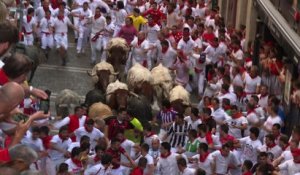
[101,16,115,60]
[71,0,87,41]
[194,0,206,19]
[84,154,113,175]
[243,66,261,97]
[71,2,93,54]
[157,142,181,175]
[130,32,151,69]
[90,7,106,65]
[177,28,196,59]
[134,143,155,175]
[225,105,248,139]
[48,126,72,171]
[113,1,128,36]
[65,147,85,175]
[177,157,196,175]
[144,17,160,68]
[245,103,260,136]
[89,0,110,15]
[74,119,105,151]
[184,107,201,130]
[22,8,36,46]
[190,143,213,175]
[35,0,54,25]
[157,40,177,69]
[211,143,239,175]
[52,2,70,17]
[263,106,283,133]
[238,127,262,164]
[259,134,282,160]
[53,10,78,65]
[39,10,54,59]
[278,149,300,175]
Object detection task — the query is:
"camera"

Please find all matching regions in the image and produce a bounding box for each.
[39,90,51,114]
[12,113,28,122]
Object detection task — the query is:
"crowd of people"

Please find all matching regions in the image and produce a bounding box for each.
[1,0,300,174]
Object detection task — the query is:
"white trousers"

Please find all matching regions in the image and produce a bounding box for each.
[54,34,68,49]
[90,35,103,62]
[77,26,89,52]
[41,33,54,49]
[23,34,34,46]
[73,17,79,38]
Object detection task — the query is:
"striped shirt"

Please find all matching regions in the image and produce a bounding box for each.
[167,121,191,148]
[157,109,177,130]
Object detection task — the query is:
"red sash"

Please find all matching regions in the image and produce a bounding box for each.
[68,115,80,142]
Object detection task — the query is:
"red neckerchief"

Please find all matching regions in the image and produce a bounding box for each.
[94,14,101,20]
[94,155,101,162]
[210,14,215,19]
[242,171,252,175]
[0,69,9,85]
[232,112,242,119]
[220,134,235,144]
[146,132,155,138]
[162,47,168,53]
[84,126,93,133]
[260,93,268,99]
[149,21,156,27]
[247,110,255,115]
[71,158,83,168]
[267,143,276,150]
[198,3,205,8]
[179,4,184,10]
[223,104,231,111]
[137,38,145,46]
[167,9,174,14]
[41,135,53,150]
[199,152,210,162]
[58,134,67,141]
[210,42,219,48]
[26,15,32,23]
[233,47,240,53]
[283,144,289,151]
[43,6,49,12]
[191,35,198,41]
[160,151,171,158]
[250,74,258,79]
[58,15,64,22]
[163,107,172,113]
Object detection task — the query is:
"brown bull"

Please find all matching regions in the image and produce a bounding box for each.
[106,38,129,81]
[106,88,129,111]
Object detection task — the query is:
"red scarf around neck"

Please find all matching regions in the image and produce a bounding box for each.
[267,143,276,150]
[58,134,67,141]
[58,15,64,22]
[137,38,145,46]
[162,47,168,54]
[247,109,255,115]
[26,15,32,23]
[146,132,155,138]
[43,6,49,12]
[94,14,101,20]
[233,112,243,119]
[199,152,210,162]
[94,155,101,162]
[72,158,83,168]
[160,151,171,158]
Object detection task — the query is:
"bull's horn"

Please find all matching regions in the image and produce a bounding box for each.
[111,71,119,75]
[129,91,140,98]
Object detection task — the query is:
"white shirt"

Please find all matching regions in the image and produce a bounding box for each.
[180,167,196,175]
[194,5,206,18]
[218,92,237,105]
[244,73,261,94]
[68,142,80,152]
[211,108,227,124]
[184,116,202,130]
[91,15,106,35]
[84,163,112,175]
[72,8,93,26]
[232,49,243,61]
[65,158,83,175]
[157,47,177,68]
[203,44,226,64]
[22,16,36,33]
[225,116,248,139]
[89,0,110,15]
[281,150,293,162]
[35,5,54,22]
[177,38,196,56]
[239,136,262,164]
[278,159,300,175]
[232,74,244,87]
[52,8,70,17]
[258,95,269,109]
[74,127,104,150]
[157,153,180,175]
[49,135,72,161]
[131,38,150,63]
[263,115,283,132]
[245,112,259,136]
[53,16,72,34]
[120,139,135,163]
[191,153,213,175]
[259,144,282,160]
[54,115,87,130]
[39,16,55,33]
[135,154,154,174]
[21,135,44,152]
[211,150,239,175]
[146,24,160,43]
[114,9,127,26]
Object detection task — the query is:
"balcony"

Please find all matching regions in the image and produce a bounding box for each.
[270,0,300,34]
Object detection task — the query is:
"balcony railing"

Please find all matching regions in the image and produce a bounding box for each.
[270,0,300,34]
